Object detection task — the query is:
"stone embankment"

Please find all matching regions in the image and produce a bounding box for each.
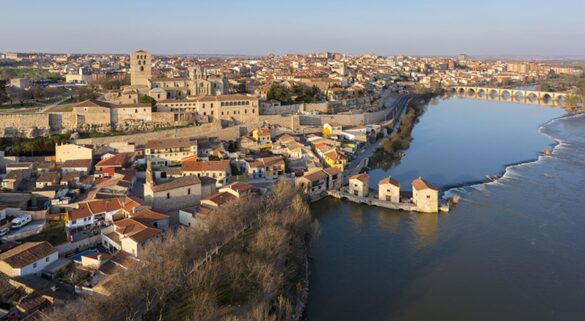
[327,188,418,212]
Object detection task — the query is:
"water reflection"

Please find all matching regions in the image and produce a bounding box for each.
[305,99,581,321]
[376,211,401,232]
[409,213,439,248]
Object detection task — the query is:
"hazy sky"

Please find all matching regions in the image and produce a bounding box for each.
[1,0,584,56]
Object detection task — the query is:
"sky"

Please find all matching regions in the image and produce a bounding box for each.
[1,0,584,57]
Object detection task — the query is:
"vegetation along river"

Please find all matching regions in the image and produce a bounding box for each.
[306,96,585,321]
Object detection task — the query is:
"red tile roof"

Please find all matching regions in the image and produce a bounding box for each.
[412,177,438,191]
[181,160,230,172]
[95,153,130,169]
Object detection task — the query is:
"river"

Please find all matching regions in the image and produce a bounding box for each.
[305,96,585,321]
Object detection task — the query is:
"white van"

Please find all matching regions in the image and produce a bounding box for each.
[11,214,32,229]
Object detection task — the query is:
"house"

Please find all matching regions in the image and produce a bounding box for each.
[323,150,347,171]
[251,127,272,149]
[61,159,92,175]
[181,159,231,187]
[55,144,93,164]
[95,153,132,177]
[218,182,260,198]
[35,171,61,189]
[412,177,439,213]
[1,169,32,191]
[179,189,242,230]
[101,218,162,257]
[323,167,342,190]
[5,162,33,173]
[145,138,198,166]
[81,252,112,270]
[349,173,369,197]
[128,208,170,231]
[296,170,328,199]
[66,196,143,233]
[378,177,400,203]
[0,242,58,278]
[247,156,285,179]
[144,161,211,212]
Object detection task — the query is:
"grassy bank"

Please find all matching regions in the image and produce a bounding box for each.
[369,93,436,170]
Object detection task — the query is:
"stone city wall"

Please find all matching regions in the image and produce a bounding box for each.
[0,113,52,137]
[75,122,245,146]
[260,103,301,115]
[259,115,295,128]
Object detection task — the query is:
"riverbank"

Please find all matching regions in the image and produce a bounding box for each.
[369,93,436,169]
[305,95,574,321]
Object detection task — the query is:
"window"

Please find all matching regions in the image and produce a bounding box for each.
[188,188,191,195]
[46,257,50,262]
[33,262,37,268]
[140,66,144,72]
[167,193,170,199]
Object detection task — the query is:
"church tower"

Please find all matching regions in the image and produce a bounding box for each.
[130,50,152,87]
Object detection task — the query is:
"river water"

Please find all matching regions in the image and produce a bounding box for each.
[306,96,585,321]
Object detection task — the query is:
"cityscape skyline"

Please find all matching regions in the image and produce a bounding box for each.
[2,0,584,56]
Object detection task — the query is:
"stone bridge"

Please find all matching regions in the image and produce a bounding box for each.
[450,86,568,105]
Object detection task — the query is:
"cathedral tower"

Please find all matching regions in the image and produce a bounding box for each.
[130,50,152,87]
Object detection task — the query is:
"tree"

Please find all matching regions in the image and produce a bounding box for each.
[139,95,157,107]
[0,80,8,104]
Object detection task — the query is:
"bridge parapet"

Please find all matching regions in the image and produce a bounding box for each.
[449,86,568,105]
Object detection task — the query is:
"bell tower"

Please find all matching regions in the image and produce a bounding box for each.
[130,50,152,87]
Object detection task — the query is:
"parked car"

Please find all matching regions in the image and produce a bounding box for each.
[0,227,9,236]
[10,214,32,229]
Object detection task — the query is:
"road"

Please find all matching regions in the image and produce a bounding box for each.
[344,94,411,174]
[37,96,71,113]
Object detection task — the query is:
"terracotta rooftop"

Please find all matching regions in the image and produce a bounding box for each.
[0,242,57,268]
[350,173,369,184]
[95,153,130,168]
[379,177,400,187]
[181,159,230,173]
[152,175,201,192]
[202,191,238,207]
[412,177,438,191]
[62,159,92,168]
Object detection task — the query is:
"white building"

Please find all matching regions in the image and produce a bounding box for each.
[0,242,58,278]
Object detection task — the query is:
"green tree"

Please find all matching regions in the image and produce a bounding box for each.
[139,95,157,107]
[0,80,8,104]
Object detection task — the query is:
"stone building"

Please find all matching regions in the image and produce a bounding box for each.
[127,50,227,99]
[144,138,198,166]
[130,50,152,88]
[412,177,439,213]
[56,144,93,164]
[181,159,232,187]
[349,173,369,197]
[378,177,400,203]
[155,94,260,124]
[143,161,215,212]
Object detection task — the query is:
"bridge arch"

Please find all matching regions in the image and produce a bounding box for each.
[514,91,525,102]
